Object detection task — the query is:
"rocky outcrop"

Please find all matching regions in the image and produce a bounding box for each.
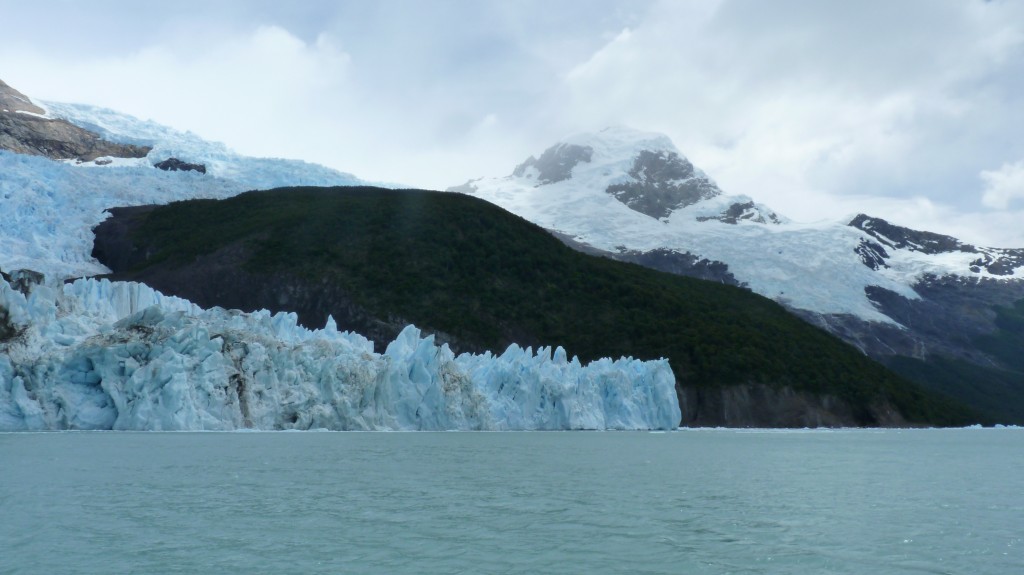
[513,143,593,184]
[850,214,1024,276]
[0,79,151,161]
[0,80,45,115]
[606,150,721,219]
[154,157,207,174]
[551,232,742,286]
[0,112,151,161]
[695,200,782,225]
[853,238,890,270]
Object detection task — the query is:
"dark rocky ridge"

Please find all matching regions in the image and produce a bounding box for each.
[551,232,742,286]
[0,112,152,162]
[850,214,1024,276]
[0,80,45,115]
[696,200,783,225]
[606,150,721,219]
[154,157,207,174]
[0,79,152,162]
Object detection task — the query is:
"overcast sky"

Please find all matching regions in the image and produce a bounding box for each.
[3,0,1023,245]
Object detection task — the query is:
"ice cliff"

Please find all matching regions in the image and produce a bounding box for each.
[0,277,680,431]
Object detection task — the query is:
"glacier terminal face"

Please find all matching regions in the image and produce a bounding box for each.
[0,277,680,431]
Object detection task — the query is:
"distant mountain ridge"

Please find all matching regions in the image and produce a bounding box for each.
[0,80,151,162]
[450,127,1024,423]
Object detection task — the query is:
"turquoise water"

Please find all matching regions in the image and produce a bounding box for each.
[1,429,1021,574]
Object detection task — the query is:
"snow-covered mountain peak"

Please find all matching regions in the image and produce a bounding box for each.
[450,127,1024,326]
[455,126,785,226]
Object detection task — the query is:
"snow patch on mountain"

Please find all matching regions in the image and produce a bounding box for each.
[0,277,680,431]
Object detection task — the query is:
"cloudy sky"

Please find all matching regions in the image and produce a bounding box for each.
[3,0,1023,245]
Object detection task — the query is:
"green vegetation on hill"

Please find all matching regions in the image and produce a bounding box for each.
[126,187,975,425]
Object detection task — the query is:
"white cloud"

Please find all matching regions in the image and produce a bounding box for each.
[526,0,1024,245]
[1,0,1023,246]
[1,25,353,158]
[981,160,1024,209]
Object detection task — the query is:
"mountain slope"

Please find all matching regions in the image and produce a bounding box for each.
[450,127,1024,423]
[91,186,977,427]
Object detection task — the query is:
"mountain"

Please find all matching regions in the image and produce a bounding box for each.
[450,127,1024,423]
[89,186,974,427]
[0,81,986,427]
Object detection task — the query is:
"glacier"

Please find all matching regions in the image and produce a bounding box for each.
[1,100,391,282]
[0,277,681,431]
[40,100,378,191]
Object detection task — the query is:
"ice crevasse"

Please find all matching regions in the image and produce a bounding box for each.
[0,277,681,431]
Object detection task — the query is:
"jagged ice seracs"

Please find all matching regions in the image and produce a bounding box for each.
[0,277,681,431]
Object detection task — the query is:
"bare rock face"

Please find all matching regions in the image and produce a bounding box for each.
[513,143,593,184]
[606,150,721,219]
[154,157,207,174]
[696,201,782,225]
[0,79,151,161]
[0,79,45,115]
[8,269,44,296]
[678,383,908,427]
[849,214,1024,276]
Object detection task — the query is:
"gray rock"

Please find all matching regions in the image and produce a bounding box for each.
[512,143,593,184]
[0,79,45,115]
[0,110,151,161]
[850,214,1024,276]
[606,150,720,219]
[550,232,742,286]
[695,200,782,225]
[9,269,44,296]
[677,383,908,427]
[154,157,207,174]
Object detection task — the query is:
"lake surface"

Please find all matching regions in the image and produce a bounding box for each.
[1,429,1021,574]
